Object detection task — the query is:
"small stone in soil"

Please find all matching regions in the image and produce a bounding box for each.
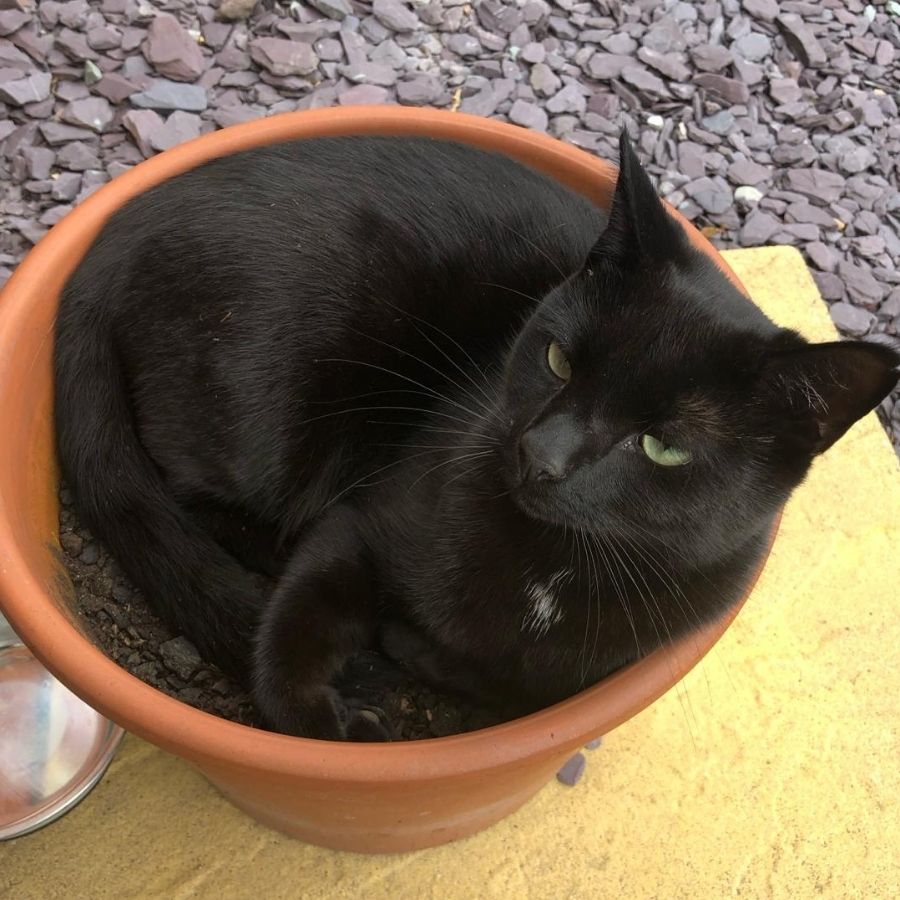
[79,542,99,564]
[159,635,203,680]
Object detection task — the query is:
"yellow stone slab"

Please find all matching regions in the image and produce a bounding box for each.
[2,247,898,900]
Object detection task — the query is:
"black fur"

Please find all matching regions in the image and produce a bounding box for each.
[54,134,900,740]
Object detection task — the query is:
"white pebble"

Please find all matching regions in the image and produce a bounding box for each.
[647,114,665,130]
[735,185,763,204]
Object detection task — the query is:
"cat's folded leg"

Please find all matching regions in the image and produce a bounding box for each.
[381,621,540,719]
[251,504,390,742]
[381,620,490,701]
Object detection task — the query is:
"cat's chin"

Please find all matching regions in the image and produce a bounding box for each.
[507,477,603,533]
[508,482,566,526]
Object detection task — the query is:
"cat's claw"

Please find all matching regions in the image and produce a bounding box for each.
[342,699,393,742]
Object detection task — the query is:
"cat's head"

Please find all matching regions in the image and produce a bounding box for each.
[499,133,899,562]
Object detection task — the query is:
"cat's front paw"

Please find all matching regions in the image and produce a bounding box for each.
[256,685,392,742]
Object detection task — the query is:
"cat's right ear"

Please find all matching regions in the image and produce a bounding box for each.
[760,338,900,455]
[588,131,687,271]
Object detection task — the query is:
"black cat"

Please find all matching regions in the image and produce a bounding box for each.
[54,133,900,741]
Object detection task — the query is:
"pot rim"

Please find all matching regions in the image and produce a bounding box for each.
[0,107,773,783]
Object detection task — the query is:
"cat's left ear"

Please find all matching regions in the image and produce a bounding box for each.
[588,131,687,270]
[760,339,900,454]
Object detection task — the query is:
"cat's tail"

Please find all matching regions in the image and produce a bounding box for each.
[53,273,264,679]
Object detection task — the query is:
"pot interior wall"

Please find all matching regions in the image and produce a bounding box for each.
[2,272,77,630]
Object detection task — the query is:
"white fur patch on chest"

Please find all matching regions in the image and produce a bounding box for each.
[522,570,571,637]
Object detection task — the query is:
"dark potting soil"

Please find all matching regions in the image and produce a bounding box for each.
[59,487,504,741]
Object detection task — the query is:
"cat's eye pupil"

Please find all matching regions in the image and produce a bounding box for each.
[547,341,572,381]
[640,433,692,467]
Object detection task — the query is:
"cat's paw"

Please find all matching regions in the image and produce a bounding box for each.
[341,698,393,742]
[255,685,343,741]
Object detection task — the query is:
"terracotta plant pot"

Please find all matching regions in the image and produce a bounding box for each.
[0,107,777,854]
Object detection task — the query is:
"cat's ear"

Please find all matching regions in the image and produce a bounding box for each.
[760,339,900,454]
[588,131,687,270]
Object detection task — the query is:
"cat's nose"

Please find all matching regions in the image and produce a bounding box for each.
[518,416,580,483]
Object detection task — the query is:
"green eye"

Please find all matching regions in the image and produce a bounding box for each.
[547,341,571,381]
[641,434,692,467]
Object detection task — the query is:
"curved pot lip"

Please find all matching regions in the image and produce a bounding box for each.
[0,106,772,782]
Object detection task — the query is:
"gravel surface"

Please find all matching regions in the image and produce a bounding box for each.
[1,1,898,451]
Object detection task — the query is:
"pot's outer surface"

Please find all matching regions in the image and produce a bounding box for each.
[0,108,775,853]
